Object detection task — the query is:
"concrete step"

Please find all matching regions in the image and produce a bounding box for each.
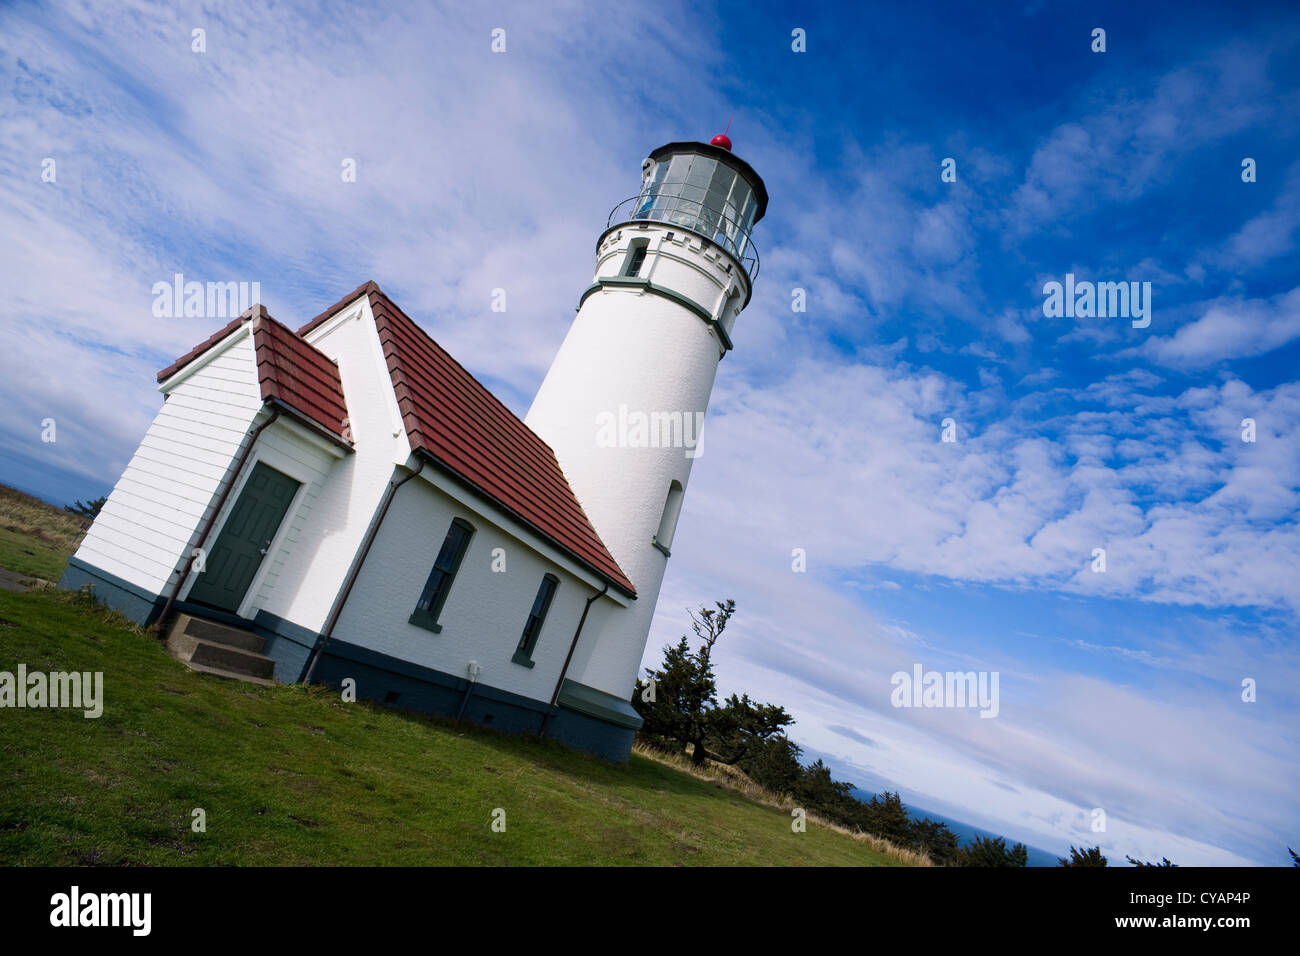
[166,617,276,682]
[183,660,276,687]
[189,638,276,679]
[176,613,265,654]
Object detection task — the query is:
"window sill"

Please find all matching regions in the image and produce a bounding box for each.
[408,609,443,634]
[511,648,536,669]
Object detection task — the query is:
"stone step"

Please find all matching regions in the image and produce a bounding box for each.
[176,613,265,654]
[189,638,276,679]
[183,660,276,687]
[166,630,276,681]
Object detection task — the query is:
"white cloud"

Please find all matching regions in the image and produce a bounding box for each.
[1007,46,1276,236]
[1212,160,1300,271]
[1134,286,1300,367]
[683,358,1300,613]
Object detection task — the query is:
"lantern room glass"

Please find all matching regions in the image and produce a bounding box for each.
[634,151,758,262]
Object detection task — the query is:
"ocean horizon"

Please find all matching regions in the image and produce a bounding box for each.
[849,787,1062,867]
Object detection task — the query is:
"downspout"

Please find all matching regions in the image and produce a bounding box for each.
[301,457,426,684]
[539,581,609,738]
[456,660,482,723]
[157,406,282,630]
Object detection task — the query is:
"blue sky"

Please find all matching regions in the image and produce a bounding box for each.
[1,0,1297,864]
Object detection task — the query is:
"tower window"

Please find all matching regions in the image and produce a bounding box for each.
[623,239,650,277]
[653,480,684,556]
[719,287,740,335]
[513,574,559,667]
[410,517,474,633]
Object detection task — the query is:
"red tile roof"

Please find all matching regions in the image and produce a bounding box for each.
[157,306,351,443]
[251,312,350,441]
[300,281,636,597]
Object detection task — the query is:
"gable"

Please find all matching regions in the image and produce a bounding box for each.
[157,307,351,447]
[300,282,636,597]
[252,313,350,442]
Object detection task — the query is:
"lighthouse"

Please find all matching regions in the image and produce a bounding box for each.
[526,134,768,696]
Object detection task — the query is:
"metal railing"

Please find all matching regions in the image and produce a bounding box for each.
[606,194,760,281]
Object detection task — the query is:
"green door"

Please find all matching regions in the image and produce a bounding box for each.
[187,462,300,614]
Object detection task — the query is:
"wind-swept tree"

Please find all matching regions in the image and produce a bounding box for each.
[793,759,861,820]
[956,835,1029,867]
[704,692,795,766]
[65,496,106,520]
[1058,845,1108,866]
[862,791,913,848]
[736,733,803,795]
[633,600,735,763]
[911,817,961,866]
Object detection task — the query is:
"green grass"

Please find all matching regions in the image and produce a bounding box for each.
[0,483,909,866]
[0,586,905,866]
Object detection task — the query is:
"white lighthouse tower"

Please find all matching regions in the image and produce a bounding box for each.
[526,133,767,696]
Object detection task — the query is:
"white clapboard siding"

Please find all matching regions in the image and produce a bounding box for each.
[74,328,261,597]
[137,430,244,471]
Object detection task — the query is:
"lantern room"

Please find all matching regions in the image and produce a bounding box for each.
[621,140,769,279]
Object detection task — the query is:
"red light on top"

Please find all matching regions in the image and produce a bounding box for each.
[710,133,732,151]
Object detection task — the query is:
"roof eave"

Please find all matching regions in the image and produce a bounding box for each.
[264,397,355,453]
[411,446,637,599]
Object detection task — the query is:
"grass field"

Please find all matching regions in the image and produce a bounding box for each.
[0,486,914,866]
[0,484,85,582]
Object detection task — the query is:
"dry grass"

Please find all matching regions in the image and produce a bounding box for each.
[0,483,85,543]
[0,484,86,581]
[633,741,934,866]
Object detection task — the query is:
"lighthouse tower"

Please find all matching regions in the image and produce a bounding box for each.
[526,134,767,696]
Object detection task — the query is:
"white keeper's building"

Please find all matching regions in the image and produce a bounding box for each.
[61,135,767,761]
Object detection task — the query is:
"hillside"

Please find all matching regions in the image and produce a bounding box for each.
[0,485,913,866]
[0,484,84,581]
